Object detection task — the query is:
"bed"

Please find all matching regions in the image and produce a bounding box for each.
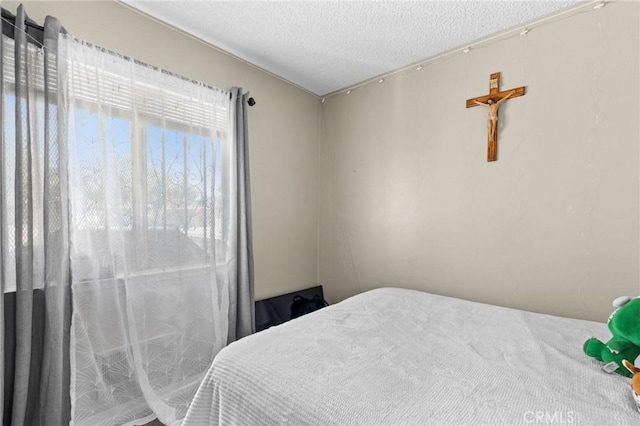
[183,288,639,425]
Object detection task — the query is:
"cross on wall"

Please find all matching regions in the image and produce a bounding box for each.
[466,73,526,162]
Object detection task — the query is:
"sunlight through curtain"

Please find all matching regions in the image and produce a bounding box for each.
[61,35,232,425]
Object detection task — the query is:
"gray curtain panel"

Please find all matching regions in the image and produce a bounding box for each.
[0,6,71,426]
[229,87,255,341]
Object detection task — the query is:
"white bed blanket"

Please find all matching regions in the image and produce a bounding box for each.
[183,288,639,425]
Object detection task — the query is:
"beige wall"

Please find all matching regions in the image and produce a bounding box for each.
[4,1,321,301]
[320,0,640,321]
[6,1,639,321]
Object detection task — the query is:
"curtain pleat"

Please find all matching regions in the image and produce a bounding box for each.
[11,7,36,424]
[229,87,255,341]
[38,15,72,426]
[0,8,5,426]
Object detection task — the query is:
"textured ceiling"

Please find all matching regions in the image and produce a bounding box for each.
[123,0,580,96]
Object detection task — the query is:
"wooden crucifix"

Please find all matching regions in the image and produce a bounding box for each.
[466,73,525,162]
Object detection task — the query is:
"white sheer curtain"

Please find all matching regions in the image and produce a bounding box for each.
[61,34,232,425]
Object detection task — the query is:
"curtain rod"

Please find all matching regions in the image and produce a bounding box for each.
[227,93,256,106]
[1,10,42,30]
[1,9,255,107]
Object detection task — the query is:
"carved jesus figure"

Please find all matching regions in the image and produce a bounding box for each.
[474,90,515,144]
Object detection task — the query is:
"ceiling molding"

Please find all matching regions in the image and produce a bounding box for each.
[115,0,322,99]
[118,0,599,98]
[323,0,603,99]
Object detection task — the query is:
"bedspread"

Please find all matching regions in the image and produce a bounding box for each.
[183,288,639,425]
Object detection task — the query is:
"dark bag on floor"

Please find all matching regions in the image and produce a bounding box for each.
[290,294,329,319]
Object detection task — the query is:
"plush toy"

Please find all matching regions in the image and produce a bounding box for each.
[623,360,640,413]
[583,296,640,378]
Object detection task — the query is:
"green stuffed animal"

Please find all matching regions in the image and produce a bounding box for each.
[584,296,640,378]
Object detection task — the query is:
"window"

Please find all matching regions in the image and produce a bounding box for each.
[69,115,230,281]
[1,33,232,290]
